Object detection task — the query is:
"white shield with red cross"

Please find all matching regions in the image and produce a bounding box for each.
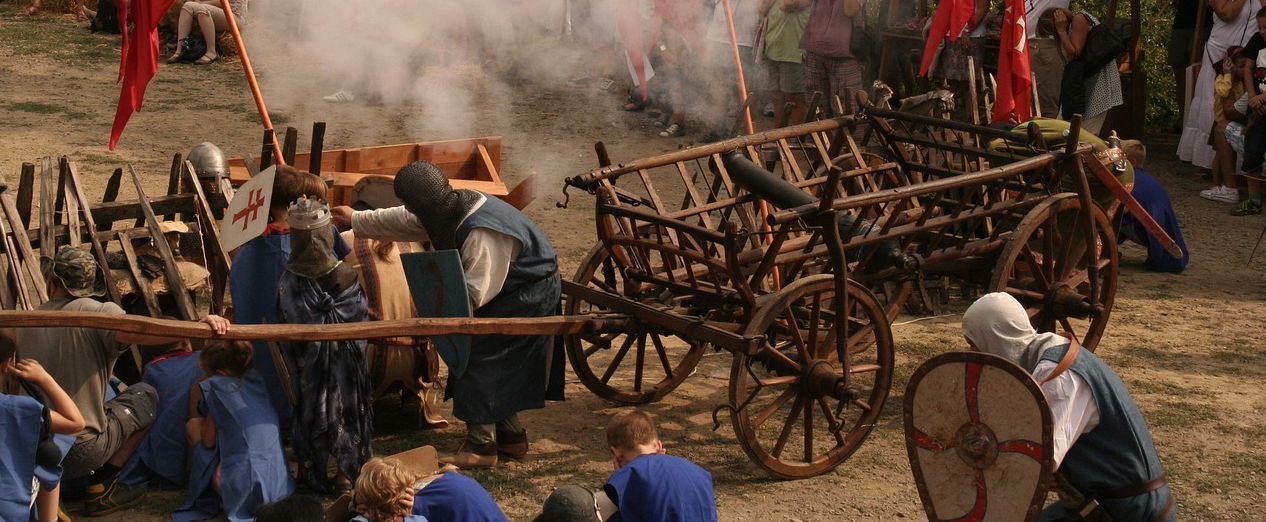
[219,166,275,252]
[904,352,1054,522]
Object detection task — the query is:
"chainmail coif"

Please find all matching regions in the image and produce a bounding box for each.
[392,160,480,250]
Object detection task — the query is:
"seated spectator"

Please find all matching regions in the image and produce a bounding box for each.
[0,329,84,522]
[23,0,90,20]
[17,245,229,516]
[120,337,202,489]
[1204,46,1253,204]
[255,494,325,522]
[352,456,508,522]
[1118,140,1191,273]
[607,410,720,521]
[167,0,248,65]
[174,340,293,522]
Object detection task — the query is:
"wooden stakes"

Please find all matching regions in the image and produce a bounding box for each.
[128,166,198,320]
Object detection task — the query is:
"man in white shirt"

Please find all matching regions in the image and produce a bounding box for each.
[332,161,562,469]
[961,293,1175,521]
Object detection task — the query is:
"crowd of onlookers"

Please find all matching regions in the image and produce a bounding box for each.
[1177,0,1266,216]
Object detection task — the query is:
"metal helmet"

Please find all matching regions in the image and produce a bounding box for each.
[187,142,227,180]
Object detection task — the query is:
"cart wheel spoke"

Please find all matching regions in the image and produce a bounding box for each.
[817,398,847,445]
[753,385,799,428]
[771,394,807,459]
[600,333,638,384]
[650,333,674,379]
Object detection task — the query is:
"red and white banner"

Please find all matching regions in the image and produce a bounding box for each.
[992,0,1033,123]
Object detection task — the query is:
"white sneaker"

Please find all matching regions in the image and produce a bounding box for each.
[322,89,355,103]
[1200,185,1240,203]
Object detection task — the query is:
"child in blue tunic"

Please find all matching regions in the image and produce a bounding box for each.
[601,409,717,522]
[351,456,507,522]
[228,166,350,416]
[174,340,294,522]
[0,328,85,522]
[121,341,202,489]
[1117,140,1191,273]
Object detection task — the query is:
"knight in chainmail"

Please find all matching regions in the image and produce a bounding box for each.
[277,198,373,492]
[334,160,563,469]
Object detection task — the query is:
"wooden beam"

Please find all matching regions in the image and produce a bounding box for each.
[129,166,198,319]
[17,164,34,230]
[0,311,632,340]
[38,158,54,259]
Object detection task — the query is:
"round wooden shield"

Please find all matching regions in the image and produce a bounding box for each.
[904,352,1054,522]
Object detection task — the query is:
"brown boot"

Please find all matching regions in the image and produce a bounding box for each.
[439,440,498,469]
[497,428,529,460]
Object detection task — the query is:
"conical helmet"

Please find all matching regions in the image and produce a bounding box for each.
[187,142,227,179]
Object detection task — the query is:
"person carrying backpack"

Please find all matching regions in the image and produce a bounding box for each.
[1043,7,1126,134]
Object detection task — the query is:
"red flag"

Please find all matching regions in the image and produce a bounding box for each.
[992,0,1032,123]
[109,0,176,150]
[919,0,976,76]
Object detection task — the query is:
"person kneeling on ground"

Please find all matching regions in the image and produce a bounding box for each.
[174,340,294,522]
[0,328,84,522]
[536,409,717,522]
[1117,140,1191,273]
[962,293,1175,521]
[351,456,507,522]
[17,245,229,516]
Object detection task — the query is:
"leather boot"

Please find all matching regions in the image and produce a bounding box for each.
[497,428,529,460]
[439,440,498,469]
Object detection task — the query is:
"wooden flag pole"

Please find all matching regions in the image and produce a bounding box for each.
[722,0,756,135]
[219,0,285,165]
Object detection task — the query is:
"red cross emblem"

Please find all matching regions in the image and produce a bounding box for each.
[231,188,265,231]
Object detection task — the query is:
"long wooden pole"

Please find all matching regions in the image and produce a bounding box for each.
[0,311,630,341]
[722,0,756,135]
[219,0,285,165]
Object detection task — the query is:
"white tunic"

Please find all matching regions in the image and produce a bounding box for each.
[348,195,521,310]
[1033,359,1101,467]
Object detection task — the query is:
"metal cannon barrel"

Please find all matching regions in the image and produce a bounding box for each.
[718,150,907,271]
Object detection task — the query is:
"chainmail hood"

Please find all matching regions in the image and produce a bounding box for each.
[392,161,480,250]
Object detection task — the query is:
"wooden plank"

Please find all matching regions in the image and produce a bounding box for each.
[99,168,124,231]
[59,160,82,248]
[65,160,124,305]
[0,191,30,310]
[128,166,198,319]
[117,230,162,317]
[0,310,633,340]
[38,158,55,259]
[53,159,67,226]
[0,178,47,304]
[309,122,326,175]
[164,153,182,221]
[476,143,499,182]
[282,126,299,167]
[17,163,34,229]
[183,160,231,275]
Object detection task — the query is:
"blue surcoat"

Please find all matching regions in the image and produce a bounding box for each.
[122,351,202,489]
[1038,345,1175,522]
[173,371,294,522]
[411,471,508,522]
[604,454,718,522]
[448,196,562,424]
[0,393,44,521]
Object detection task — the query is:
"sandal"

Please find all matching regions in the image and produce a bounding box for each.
[166,51,183,64]
[659,123,684,138]
[193,53,218,65]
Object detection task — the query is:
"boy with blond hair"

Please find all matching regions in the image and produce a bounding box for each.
[351,456,506,522]
[1118,140,1191,273]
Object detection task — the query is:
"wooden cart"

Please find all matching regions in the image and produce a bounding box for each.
[559,110,1117,478]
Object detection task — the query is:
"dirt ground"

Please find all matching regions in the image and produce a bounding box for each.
[1,6,1263,521]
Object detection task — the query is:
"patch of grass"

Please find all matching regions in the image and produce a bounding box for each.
[1124,378,1193,397]
[1143,399,1218,429]
[0,13,119,65]
[7,101,65,114]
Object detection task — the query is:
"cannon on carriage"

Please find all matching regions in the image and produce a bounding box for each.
[557,109,1121,479]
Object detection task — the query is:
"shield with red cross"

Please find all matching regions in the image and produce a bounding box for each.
[904,352,1054,522]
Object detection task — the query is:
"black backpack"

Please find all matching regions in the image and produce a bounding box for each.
[1081,22,1131,72]
[90,0,121,34]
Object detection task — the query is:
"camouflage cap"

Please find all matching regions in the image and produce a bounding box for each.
[42,245,106,298]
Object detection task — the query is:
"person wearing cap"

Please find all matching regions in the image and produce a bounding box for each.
[961,293,1175,522]
[278,197,373,493]
[331,160,563,469]
[18,245,229,516]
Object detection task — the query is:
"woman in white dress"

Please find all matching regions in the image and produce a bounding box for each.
[1178,0,1258,170]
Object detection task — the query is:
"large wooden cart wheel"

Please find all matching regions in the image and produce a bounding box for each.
[564,245,709,404]
[729,274,894,479]
[989,193,1118,351]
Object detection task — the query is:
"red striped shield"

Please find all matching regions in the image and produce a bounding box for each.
[904,352,1054,522]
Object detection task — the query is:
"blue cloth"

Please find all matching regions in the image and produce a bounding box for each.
[229,228,349,416]
[33,433,74,490]
[0,393,45,521]
[122,351,202,489]
[1037,345,1175,522]
[448,196,563,424]
[1120,168,1190,273]
[411,472,507,522]
[173,371,295,522]
[278,274,373,489]
[603,454,718,522]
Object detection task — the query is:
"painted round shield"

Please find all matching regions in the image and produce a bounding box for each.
[904,352,1054,522]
